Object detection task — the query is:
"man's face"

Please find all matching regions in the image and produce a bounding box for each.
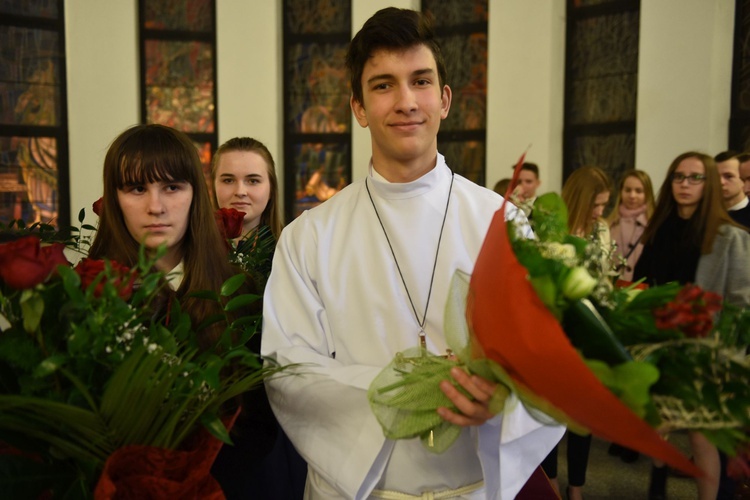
[740,159,750,197]
[717,158,745,206]
[517,170,540,200]
[351,44,451,180]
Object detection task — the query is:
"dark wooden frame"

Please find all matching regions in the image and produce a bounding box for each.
[563,0,640,183]
[730,0,750,152]
[0,1,70,228]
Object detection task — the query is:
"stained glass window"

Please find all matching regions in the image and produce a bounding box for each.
[139,0,217,185]
[730,0,750,152]
[0,0,69,227]
[423,0,488,185]
[283,0,351,221]
[564,0,640,186]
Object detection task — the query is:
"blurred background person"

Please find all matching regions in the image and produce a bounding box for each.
[715,150,750,229]
[634,151,750,500]
[542,165,613,500]
[608,170,655,282]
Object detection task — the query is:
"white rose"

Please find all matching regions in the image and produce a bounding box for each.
[561,267,597,300]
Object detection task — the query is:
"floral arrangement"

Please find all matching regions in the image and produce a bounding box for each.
[368,158,750,477]
[0,206,274,498]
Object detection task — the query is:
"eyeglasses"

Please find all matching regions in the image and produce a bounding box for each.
[671,173,706,185]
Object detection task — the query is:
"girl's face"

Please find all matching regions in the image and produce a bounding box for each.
[671,157,705,215]
[621,176,646,210]
[117,179,193,268]
[591,191,610,220]
[214,151,271,232]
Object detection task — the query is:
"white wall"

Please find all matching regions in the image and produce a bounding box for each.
[63,1,737,222]
[636,0,735,190]
[487,0,565,194]
[65,0,139,224]
[216,0,282,194]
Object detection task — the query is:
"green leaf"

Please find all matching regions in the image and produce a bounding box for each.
[223,293,260,312]
[563,299,631,365]
[58,266,83,303]
[32,354,67,378]
[200,412,233,445]
[231,315,260,327]
[19,290,44,334]
[197,313,226,331]
[188,290,220,301]
[220,274,246,297]
[77,208,85,224]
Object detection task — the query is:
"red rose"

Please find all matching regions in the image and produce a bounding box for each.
[75,258,136,301]
[653,284,723,338]
[92,197,103,216]
[0,236,69,289]
[215,208,246,240]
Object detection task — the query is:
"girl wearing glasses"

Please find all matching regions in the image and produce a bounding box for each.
[634,151,750,500]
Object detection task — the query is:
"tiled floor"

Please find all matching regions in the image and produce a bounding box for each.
[555,434,698,499]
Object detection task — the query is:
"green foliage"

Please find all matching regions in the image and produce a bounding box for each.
[0,246,276,496]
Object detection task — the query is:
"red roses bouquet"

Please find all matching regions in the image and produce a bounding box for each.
[0,217,272,498]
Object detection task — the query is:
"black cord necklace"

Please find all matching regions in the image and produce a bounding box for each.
[365,170,455,350]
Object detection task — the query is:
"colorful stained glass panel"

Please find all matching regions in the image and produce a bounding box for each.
[143,0,212,32]
[422,0,488,27]
[0,0,58,18]
[0,26,61,126]
[285,0,350,35]
[438,33,487,132]
[286,42,350,134]
[0,136,58,225]
[439,140,486,185]
[569,133,635,183]
[568,12,639,124]
[144,39,215,133]
[291,142,349,217]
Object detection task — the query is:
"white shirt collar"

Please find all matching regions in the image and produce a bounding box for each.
[728,196,749,211]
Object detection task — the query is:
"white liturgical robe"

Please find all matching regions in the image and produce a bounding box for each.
[262,154,564,499]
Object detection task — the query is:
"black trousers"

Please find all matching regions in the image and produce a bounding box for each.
[540,431,593,487]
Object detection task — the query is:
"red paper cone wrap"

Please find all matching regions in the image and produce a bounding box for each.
[467,207,701,477]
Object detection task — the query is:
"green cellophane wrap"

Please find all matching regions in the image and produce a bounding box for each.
[368,271,511,453]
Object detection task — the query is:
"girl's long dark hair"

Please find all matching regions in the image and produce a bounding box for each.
[641,151,739,254]
[90,124,241,346]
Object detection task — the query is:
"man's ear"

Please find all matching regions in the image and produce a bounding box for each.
[351,94,369,128]
[440,85,452,119]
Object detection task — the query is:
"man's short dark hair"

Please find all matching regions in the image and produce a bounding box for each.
[513,162,539,178]
[714,150,739,163]
[345,7,447,106]
[738,152,750,163]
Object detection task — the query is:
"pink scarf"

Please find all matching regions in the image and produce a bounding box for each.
[618,203,647,221]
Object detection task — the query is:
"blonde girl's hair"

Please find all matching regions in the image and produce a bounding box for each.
[562,166,612,236]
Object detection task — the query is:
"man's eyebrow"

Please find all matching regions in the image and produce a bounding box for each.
[366,68,436,86]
